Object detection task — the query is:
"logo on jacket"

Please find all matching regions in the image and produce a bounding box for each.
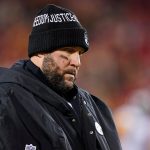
[25,144,36,150]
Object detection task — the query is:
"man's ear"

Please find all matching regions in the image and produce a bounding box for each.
[30,54,44,70]
[37,54,44,58]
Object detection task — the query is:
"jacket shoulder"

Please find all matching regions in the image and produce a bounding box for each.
[91,94,112,115]
[78,88,110,112]
[78,88,115,126]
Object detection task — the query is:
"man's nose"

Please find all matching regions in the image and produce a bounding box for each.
[69,52,81,68]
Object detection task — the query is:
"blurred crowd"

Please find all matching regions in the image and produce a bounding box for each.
[0,0,150,149]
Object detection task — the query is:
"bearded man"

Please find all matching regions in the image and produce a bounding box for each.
[0,4,122,150]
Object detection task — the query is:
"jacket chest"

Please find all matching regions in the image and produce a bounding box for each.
[42,94,110,150]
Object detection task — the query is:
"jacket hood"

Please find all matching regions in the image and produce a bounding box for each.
[0,62,74,114]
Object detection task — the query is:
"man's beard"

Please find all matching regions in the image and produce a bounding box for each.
[41,54,76,94]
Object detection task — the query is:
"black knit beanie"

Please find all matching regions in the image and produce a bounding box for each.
[28,4,89,57]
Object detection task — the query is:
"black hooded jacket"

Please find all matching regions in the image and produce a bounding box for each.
[0,60,122,150]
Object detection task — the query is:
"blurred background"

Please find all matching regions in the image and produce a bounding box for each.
[0,0,150,149]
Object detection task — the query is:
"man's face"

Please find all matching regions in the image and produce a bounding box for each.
[41,47,83,93]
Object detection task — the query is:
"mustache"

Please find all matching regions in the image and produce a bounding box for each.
[63,69,77,76]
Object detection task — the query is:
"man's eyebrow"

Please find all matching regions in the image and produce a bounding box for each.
[60,47,84,54]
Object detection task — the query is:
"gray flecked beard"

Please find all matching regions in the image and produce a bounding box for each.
[41,54,75,95]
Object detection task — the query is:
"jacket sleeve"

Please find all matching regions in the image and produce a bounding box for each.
[0,86,73,150]
[0,87,18,150]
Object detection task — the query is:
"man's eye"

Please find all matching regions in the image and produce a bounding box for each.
[79,53,83,57]
[60,55,69,60]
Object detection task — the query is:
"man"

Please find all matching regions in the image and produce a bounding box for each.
[0,4,122,150]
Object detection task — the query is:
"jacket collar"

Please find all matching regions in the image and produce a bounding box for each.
[25,60,78,101]
[0,61,77,115]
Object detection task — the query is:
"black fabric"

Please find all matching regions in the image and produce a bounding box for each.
[23,60,78,99]
[0,60,122,150]
[28,4,89,57]
[24,60,82,131]
[20,60,80,119]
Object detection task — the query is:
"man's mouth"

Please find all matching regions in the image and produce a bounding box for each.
[64,69,76,77]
